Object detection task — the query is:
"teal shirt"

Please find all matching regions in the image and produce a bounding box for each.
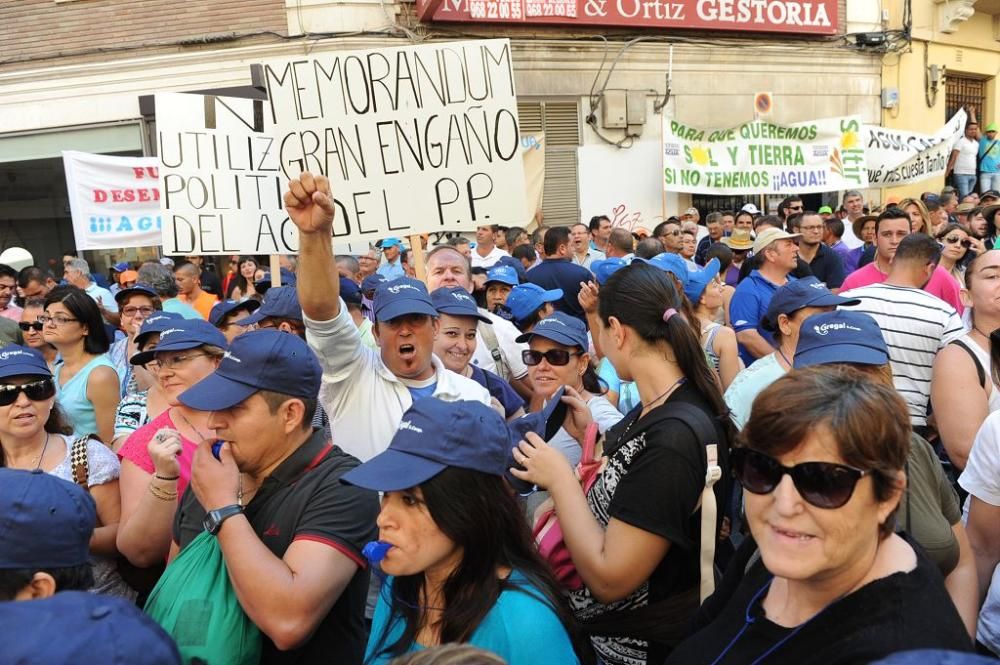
[365,572,580,665]
[54,354,122,438]
[162,298,203,320]
[981,136,1000,174]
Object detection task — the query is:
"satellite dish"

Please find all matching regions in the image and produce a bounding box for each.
[0,247,33,271]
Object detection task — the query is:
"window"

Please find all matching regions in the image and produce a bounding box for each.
[946,74,987,122]
[518,101,580,227]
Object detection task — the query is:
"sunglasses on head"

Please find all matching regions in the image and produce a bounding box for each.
[18,321,43,332]
[522,348,582,367]
[944,236,972,248]
[0,378,56,406]
[730,447,869,509]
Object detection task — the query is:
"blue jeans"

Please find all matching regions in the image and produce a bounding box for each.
[954,174,976,199]
[981,173,1000,194]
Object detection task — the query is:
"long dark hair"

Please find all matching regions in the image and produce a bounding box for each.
[43,286,109,354]
[227,256,259,298]
[367,468,589,663]
[598,262,730,425]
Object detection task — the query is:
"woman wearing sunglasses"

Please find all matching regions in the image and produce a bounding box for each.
[116,318,226,569]
[43,286,121,445]
[666,365,972,664]
[19,297,57,370]
[936,223,985,287]
[512,262,732,665]
[342,399,584,665]
[0,346,132,598]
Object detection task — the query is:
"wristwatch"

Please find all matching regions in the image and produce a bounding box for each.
[203,504,243,536]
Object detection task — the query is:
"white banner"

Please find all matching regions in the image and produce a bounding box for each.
[62,151,163,251]
[157,39,528,255]
[864,110,967,187]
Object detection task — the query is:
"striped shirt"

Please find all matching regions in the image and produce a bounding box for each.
[840,283,966,426]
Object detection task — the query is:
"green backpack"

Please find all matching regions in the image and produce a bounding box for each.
[145,531,262,665]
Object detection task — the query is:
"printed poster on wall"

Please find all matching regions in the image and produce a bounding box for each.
[62,151,163,251]
[864,110,966,187]
[661,115,869,195]
[156,39,528,255]
[578,140,666,232]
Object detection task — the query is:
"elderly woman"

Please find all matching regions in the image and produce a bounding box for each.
[106,284,161,397]
[666,366,972,663]
[0,346,131,598]
[115,318,226,568]
[343,399,583,665]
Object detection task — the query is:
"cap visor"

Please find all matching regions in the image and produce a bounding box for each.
[808,294,861,308]
[793,344,889,369]
[178,373,259,411]
[234,309,267,326]
[514,328,580,348]
[542,289,564,302]
[375,301,439,322]
[340,448,447,491]
[438,306,491,324]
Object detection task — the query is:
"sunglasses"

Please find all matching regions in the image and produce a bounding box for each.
[731,447,869,509]
[0,379,56,406]
[18,321,43,332]
[944,236,972,248]
[522,348,582,367]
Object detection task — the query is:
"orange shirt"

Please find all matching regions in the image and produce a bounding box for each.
[179,290,218,320]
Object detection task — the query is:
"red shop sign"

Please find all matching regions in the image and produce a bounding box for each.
[415,0,838,35]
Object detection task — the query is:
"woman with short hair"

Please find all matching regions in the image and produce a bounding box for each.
[666,366,972,664]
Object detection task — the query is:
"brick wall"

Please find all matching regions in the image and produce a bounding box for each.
[0,0,288,69]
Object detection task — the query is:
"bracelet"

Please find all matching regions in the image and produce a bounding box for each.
[148,483,178,502]
[154,473,180,482]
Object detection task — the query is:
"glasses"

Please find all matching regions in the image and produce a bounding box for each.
[121,306,156,318]
[38,315,78,327]
[0,379,56,406]
[660,230,681,237]
[522,349,582,366]
[731,447,869,509]
[18,321,43,332]
[788,206,804,211]
[145,352,210,372]
[944,236,972,248]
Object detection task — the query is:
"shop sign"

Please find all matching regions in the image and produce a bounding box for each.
[62,151,163,251]
[156,39,528,255]
[662,115,868,195]
[416,0,837,35]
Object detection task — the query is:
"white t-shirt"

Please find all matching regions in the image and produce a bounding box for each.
[959,411,1000,651]
[472,310,529,380]
[953,136,980,176]
[471,246,510,269]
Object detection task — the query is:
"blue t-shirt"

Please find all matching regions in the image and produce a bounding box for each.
[730,270,793,366]
[406,382,437,403]
[365,571,580,665]
[597,357,640,414]
[981,136,1000,174]
[469,365,525,418]
[525,258,593,326]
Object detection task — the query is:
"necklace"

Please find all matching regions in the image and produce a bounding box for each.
[776,347,794,369]
[174,407,212,443]
[616,376,687,444]
[33,433,50,470]
[973,324,996,341]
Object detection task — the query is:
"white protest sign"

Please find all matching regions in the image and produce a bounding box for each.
[864,110,966,187]
[62,151,163,250]
[579,140,667,232]
[157,39,527,255]
[662,116,868,195]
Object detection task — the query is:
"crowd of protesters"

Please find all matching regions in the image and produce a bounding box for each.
[7,171,1000,665]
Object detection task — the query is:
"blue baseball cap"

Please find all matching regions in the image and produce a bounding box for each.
[341,399,509,491]
[373,277,438,322]
[0,345,52,379]
[793,310,890,368]
[113,283,158,305]
[340,277,363,305]
[179,329,321,411]
[485,265,520,287]
[684,258,721,303]
[0,468,96,569]
[208,299,261,327]
[361,273,387,294]
[431,287,491,323]
[494,255,528,283]
[235,286,301,325]
[506,283,563,324]
[254,267,297,291]
[130,318,227,366]
[762,276,860,332]
[0,591,182,665]
[111,261,130,273]
[134,311,183,349]
[639,252,690,284]
[591,257,629,285]
[380,237,404,249]
[515,311,589,350]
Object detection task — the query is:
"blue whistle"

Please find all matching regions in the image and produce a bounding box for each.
[362,541,392,564]
[211,441,224,460]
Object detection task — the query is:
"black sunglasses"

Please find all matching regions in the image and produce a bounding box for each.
[18,321,43,332]
[0,378,56,406]
[522,349,581,367]
[943,236,972,249]
[731,447,869,509]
